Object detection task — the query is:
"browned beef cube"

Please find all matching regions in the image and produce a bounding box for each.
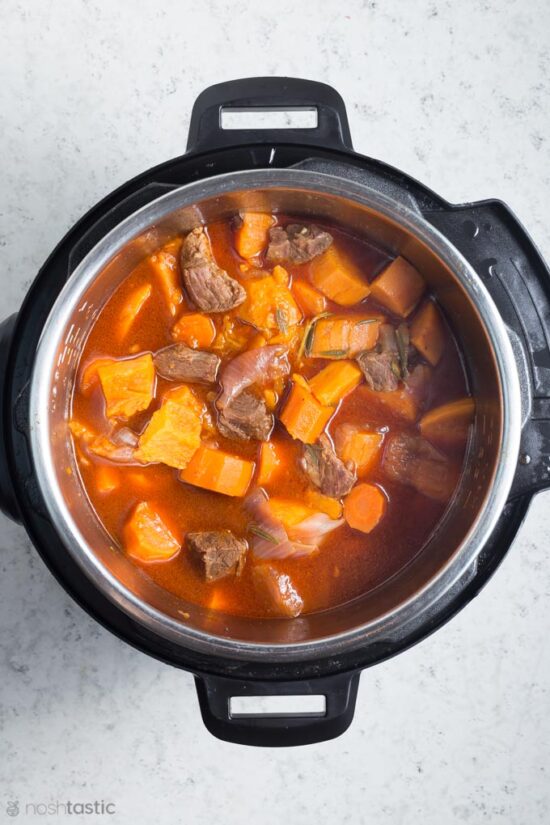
[187,530,248,581]
[266,224,333,264]
[154,343,220,384]
[181,227,246,312]
[301,434,356,498]
[217,391,273,442]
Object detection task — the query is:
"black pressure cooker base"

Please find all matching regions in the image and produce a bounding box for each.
[2,78,549,745]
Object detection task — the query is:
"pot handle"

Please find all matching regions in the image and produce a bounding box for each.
[194,671,359,747]
[0,313,21,522]
[186,77,353,154]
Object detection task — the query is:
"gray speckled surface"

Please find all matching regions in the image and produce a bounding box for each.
[1,1,550,822]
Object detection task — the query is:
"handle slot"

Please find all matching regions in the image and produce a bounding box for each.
[220,106,318,131]
[230,694,326,718]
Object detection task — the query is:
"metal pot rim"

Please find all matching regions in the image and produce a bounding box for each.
[29,168,522,662]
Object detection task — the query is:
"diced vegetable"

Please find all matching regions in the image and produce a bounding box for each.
[308,315,380,359]
[309,360,363,406]
[419,397,475,449]
[305,489,343,519]
[410,300,446,365]
[292,280,327,316]
[134,385,203,469]
[237,274,302,333]
[268,498,317,529]
[149,239,184,316]
[272,264,290,286]
[123,501,180,562]
[97,353,155,419]
[171,312,216,349]
[252,564,304,617]
[256,441,282,485]
[218,344,289,408]
[180,444,255,497]
[95,464,120,494]
[335,424,384,476]
[343,483,387,533]
[117,282,153,341]
[369,256,425,317]
[309,246,371,306]
[80,358,113,394]
[279,380,334,443]
[358,383,418,421]
[235,212,273,259]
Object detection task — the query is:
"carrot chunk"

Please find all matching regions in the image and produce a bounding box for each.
[343,483,387,533]
[95,464,120,494]
[180,444,255,497]
[370,257,425,317]
[256,441,282,485]
[308,316,380,359]
[149,239,184,316]
[134,385,203,469]
[309,360,363,406]
[97,353,155,419]
[171,312,216,349]
[309,246,371,306]
[292,280,327,316]
[410,300,446,365]
[235,213,274,259]
[335,424,384,476]
[117,282,153,341]
[237,274,302,333]
[279,381,334,443]
[123,501,180,562]
[419,397,475,449]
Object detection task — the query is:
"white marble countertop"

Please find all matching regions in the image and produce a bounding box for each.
[1,1,549,822]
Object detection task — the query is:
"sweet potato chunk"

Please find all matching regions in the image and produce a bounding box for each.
[309,360,363,406]
[292,280,327,316]
[235,212,274,259]
[252,564,304,617]
[134,385,203,469]
[279,380,334,443]
[419,397,475,449]
[256,441,282,485]
[149,239,184,317]
[97,354,155,419]
[410,300,446,365]
[309,246,371,306]
[308,316,380,359]
[123,501,180,562]
[237,274,302,333]
[370,257,425,317]
[335,424,384,477]
[171,312,216,349]
[117,282,153,341]
[180,444,255,497]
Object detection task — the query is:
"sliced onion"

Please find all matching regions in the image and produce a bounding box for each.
[218,345,290,408]
[289,513,344,543]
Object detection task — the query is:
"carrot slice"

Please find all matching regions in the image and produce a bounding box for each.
[149,239,184,317]
[235,213,274,259]
[343,483,387,533]
[171,312,216,349]
[309,246,371,306]
[117,282,153,341]
[370,257,425,317]
[256,441,281,485]
[180,444,255,497]
[279,381,334,443]
[292,280,327,316]
[419,397,475,449]
[123,501,180,562]
[97,353,155,419]
[410,300,446,365]
[309,360,363,406]
[335,424,384,477]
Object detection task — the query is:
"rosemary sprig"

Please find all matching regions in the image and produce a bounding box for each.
[319,348,349,358]
[248,523,278,544]
[395,323,410,378]
[297,311,332,359]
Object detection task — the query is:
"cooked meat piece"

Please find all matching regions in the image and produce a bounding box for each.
[382,433,458,502]
[181,227,246,312]
[356,323,408,392]
[266,224,333,264]
[187,530,248,582]
[301,434,356,498]
[217,390,273,441]
[252,564,304,617]
[153,343,220,384]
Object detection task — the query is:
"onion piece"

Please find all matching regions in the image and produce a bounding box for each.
[217,345,290,409]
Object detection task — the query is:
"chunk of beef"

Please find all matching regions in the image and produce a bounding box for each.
[301,434,356,498]
[252,564,304,617]
[356,323,409,392]
[187,530,248,582]
[181,227,246,312]
[266,224,333,264]
[382,433,458,502]
[217,390,273,441]
[153,343,220,384]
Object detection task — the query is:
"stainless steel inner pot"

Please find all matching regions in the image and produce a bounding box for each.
[29,169,522,662]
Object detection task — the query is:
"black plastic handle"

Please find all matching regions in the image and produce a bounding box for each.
[194,671,359,747]
[0,313,21,522]
[186,77,353,154]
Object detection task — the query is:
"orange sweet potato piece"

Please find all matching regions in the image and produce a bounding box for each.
[134,385,203,469]
[335,424,384,477]
[343,483,387,533]
[370,257,425,317]
[309,360,363,406]
[309,246,371,306]
[358,383,418,422]
[292,280,327,316]
[305,489,343,519]
[419,397,475,449]
[79,358,113,394]
[308,316,380,359]
[171,312,216,348]
[410,300,446,365]
[95,464,120,494]
[237,274,302,333]
[97,353,155,419]
[117,282,153,341]
[180,444,255,497]
[256,441,282,485]
[149,239,184,317]
[123,501,180,562]
[235,213,274,259]
[279,381,334,443]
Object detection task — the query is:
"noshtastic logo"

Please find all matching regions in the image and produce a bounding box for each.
[6,799,116,816]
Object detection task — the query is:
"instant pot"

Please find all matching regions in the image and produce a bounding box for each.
[1,78,549,746]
